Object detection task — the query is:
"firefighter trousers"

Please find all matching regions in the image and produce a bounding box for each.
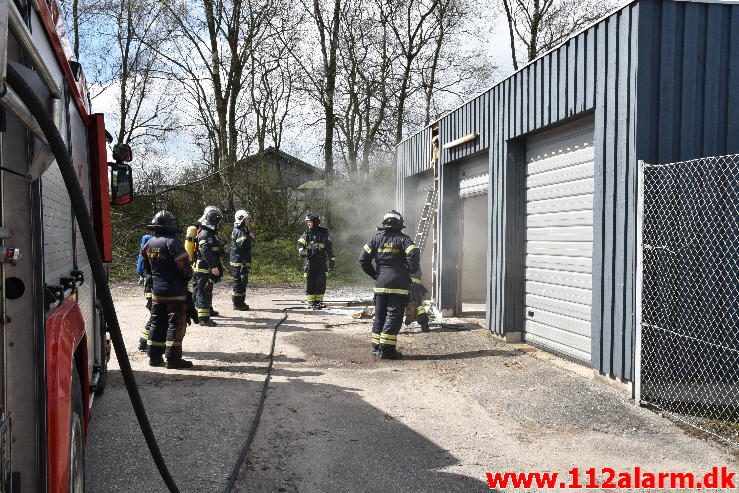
[194,273,215,320]
[372,294,408,350]
[304,260,326,302]
[148,301,187,361]
[231,265,249,306]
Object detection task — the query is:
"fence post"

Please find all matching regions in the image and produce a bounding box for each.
[633,160,645,405]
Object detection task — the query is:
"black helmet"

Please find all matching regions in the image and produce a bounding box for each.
[147,210,178,233]
[380,210,405,230]
[305,212,320,226]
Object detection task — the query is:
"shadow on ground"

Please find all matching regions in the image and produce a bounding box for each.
[238,378,495,492]
[86,369,495,493]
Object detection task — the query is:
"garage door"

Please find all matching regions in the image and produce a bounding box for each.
[459,172,489,198]
[524,118,595,363]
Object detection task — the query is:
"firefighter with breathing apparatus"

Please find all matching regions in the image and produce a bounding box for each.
[141,211,194,369]
[359,210,420,359]
[230,210,255,310]
[191,206,225,326]
[297,212,335,310]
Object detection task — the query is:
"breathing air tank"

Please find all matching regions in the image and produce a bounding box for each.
[184,225,197,261]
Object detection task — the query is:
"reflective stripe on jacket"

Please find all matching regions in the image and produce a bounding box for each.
[194,227,223,273]
[298,226,334,265]
[358,229,419,296]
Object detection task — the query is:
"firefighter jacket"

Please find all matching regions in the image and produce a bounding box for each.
[359,229,420,296]
[298,226,335,266]
[194,226,224,276]
[230,225,254,268]
[142,234,193,301]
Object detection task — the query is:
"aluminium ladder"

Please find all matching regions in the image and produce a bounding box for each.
[414,188,438,254]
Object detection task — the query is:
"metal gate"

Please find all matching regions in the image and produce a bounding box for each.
[635,154,739,447]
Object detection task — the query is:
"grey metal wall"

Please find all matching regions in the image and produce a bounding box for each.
[636,0,739,162]
[440,93,491,163]
[395,0,739,381]
[395,127,432,210]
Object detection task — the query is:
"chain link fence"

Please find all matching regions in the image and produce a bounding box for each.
[636,154,739,447]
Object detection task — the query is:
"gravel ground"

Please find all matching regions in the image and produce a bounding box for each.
[86,283,737,492]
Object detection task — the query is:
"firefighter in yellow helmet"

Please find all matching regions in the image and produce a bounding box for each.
[359,210,420,359]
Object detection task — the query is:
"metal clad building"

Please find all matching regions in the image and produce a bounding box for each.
[395,0,739,382]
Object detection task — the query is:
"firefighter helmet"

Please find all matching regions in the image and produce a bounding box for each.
[234,209,250,227]
[198,206,223,230]
[147,210,178,233]
[381,210,405,230]
[305,212,320,226]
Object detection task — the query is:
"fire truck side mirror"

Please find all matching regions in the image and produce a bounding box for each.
[110,164,134,206]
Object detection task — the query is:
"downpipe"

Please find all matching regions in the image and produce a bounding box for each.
[5,64,180,492]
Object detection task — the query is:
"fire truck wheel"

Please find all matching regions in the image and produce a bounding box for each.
[68,366,85,493]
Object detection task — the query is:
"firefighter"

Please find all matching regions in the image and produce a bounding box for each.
[137,233,153,352]
[141,211,194,369]
[406,267,431,332]
[230,209,255,310]
[193,206,224,326]
[359,210,420,359]
[297,212,335,310]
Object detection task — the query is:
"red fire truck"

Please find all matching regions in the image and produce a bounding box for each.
[0,0,134,490]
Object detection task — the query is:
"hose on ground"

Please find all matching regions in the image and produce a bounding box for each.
[6,64,180,493]
[223,309,291,492]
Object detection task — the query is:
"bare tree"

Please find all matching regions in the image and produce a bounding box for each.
[306,0,343,185]
[157,0,277,212]
[381,0,440,147]
[501,0,611,67]
[114,0,178,146]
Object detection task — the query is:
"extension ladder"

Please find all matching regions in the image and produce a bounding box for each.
[414,188,438,254]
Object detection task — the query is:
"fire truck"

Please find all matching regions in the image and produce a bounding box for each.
[0,0,135,490]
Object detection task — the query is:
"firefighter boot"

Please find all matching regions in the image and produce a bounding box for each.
[166,358,194,369]
[232,296,249,311]
[149,356,165,367]
[379,347,403,360]
[210,308,220,317]
[200,317,217,327]
[418,312,430,333]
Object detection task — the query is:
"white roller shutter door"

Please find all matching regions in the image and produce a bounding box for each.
[459,173,489,198]
[524,118,595,363]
